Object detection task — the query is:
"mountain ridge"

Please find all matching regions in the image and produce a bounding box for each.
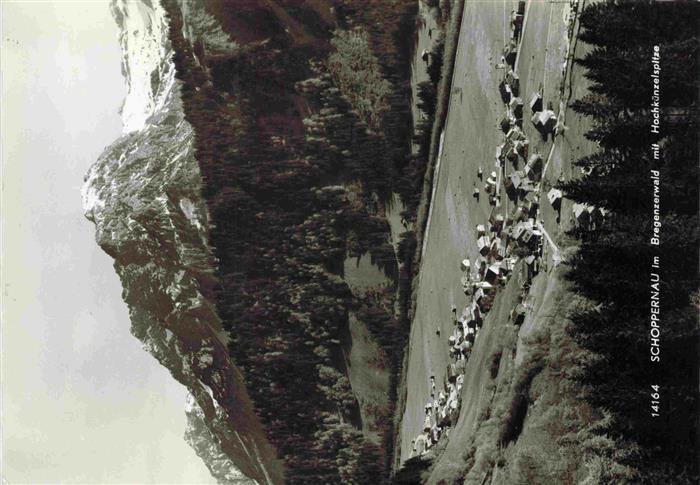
[82,1,283,483]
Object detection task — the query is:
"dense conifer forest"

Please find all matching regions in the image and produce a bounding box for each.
[559,1,698,482]
[159,1,444,482]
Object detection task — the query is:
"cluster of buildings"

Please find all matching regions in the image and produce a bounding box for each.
[408,0,607,462]
[409,0,564,458]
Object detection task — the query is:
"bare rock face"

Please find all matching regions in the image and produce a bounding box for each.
[83,1,282,483]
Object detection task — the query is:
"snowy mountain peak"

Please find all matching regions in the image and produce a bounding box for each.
[110,0,175,133]
[82,2,282,484]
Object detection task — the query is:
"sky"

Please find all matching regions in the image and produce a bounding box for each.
[1,2,216,483]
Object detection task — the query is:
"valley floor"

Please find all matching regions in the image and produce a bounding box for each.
[398,0,599,480]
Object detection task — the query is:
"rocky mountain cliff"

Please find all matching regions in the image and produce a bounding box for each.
[82,1,283,483]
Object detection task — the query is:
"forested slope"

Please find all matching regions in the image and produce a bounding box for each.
[160,0,440,481]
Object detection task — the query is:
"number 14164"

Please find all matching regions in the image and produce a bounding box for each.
[651,385,660,417]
